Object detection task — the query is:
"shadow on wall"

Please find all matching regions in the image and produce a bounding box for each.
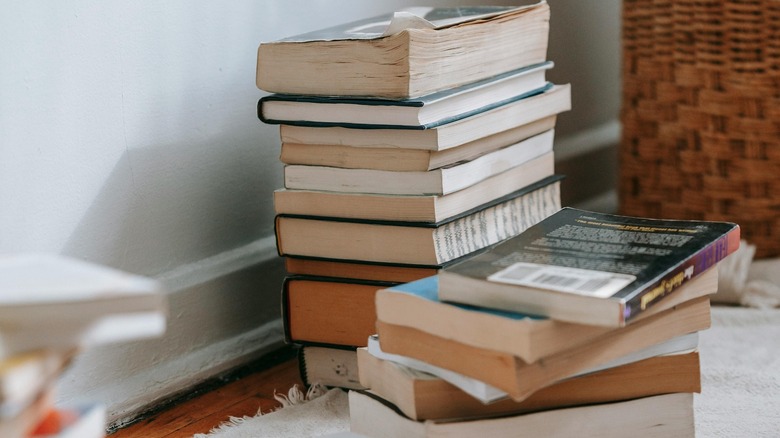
[59,129,279,278]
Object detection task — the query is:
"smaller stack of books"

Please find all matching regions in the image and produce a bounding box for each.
[0,254,167,438]
[353,207,740,437]
[257,1,569,391]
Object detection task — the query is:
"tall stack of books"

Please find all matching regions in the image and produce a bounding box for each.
[255,2,571,390]
[354,208,740,437]
[0,254,167,438]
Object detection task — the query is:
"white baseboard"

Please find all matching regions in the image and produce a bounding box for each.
[106,318,285,428]
[56,236,287,428]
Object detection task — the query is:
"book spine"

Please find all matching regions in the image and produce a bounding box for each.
[624,227,741,322]
[432,180,560,263]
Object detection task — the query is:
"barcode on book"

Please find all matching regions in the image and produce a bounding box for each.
[487,262,635,298]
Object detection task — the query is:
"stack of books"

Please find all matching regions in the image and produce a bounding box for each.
[355,208,740,437]
[255,2,570,390]
[0,254,167,438]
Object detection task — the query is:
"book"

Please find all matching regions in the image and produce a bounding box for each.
[275,176,561,265]
[30,404,106,438]
[256,3,550,98]
[279,115,557,172]
[375,267,718,363]
[357,347,701,421]
[0,254,167,358]
[0,350,73,418]
[258,63,553,128]
[439,207,740,326]
[278,84,570,152]
[0,387,53,438]
[298,345,365,390]
[284,130,554,196]
[367,331,699,404]
[349,390,695,438]
[284,258,440,284]
[275,156,558,222]
[0,312,166,360]
[283,276,393,347]
[376,296,711,401]
[0,254,165,327]
[366,335,504,403]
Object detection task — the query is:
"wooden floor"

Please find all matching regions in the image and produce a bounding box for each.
[110,348,303,437]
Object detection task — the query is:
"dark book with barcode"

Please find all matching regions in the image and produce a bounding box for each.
[439,207,740,327]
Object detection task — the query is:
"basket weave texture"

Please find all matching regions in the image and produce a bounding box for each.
[620,0,780,258]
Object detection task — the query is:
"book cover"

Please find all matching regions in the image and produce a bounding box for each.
[440,207,740,326]
[258,63,553,129]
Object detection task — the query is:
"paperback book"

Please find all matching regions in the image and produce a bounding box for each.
[283,131,554,196]
[275,156,558,223]
[349,391,695,438]
[275,176,561,265]
[376,296,711,401]
[256,3,550,98]
[375,268,717,363]
[439,207,739,326]
[357,347,701,421]
[278,115,556,172]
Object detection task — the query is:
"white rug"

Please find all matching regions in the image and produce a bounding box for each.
[196,305,780,438]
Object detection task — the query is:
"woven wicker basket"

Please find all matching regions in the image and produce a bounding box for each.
[620,0,780,258]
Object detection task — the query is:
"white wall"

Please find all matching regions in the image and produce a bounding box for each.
[0,0,620,427]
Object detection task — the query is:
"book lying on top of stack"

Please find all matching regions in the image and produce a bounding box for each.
[256,1,570,391]
[0,254,167,438]
[256,3,551,98]
[355,208,739,437]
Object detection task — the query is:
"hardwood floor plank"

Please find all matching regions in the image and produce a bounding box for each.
[111,349,302,437]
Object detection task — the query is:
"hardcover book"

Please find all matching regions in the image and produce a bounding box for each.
[275,176,561,265]
[275,156,558,223]
[278,84,570,152]
[279,115,556,172]
[439,207,740,326]
[256,3,550,98]
[258,63,552,129]
[284,258,440,284]
[283,276,395,348]
[283,131,554,196]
